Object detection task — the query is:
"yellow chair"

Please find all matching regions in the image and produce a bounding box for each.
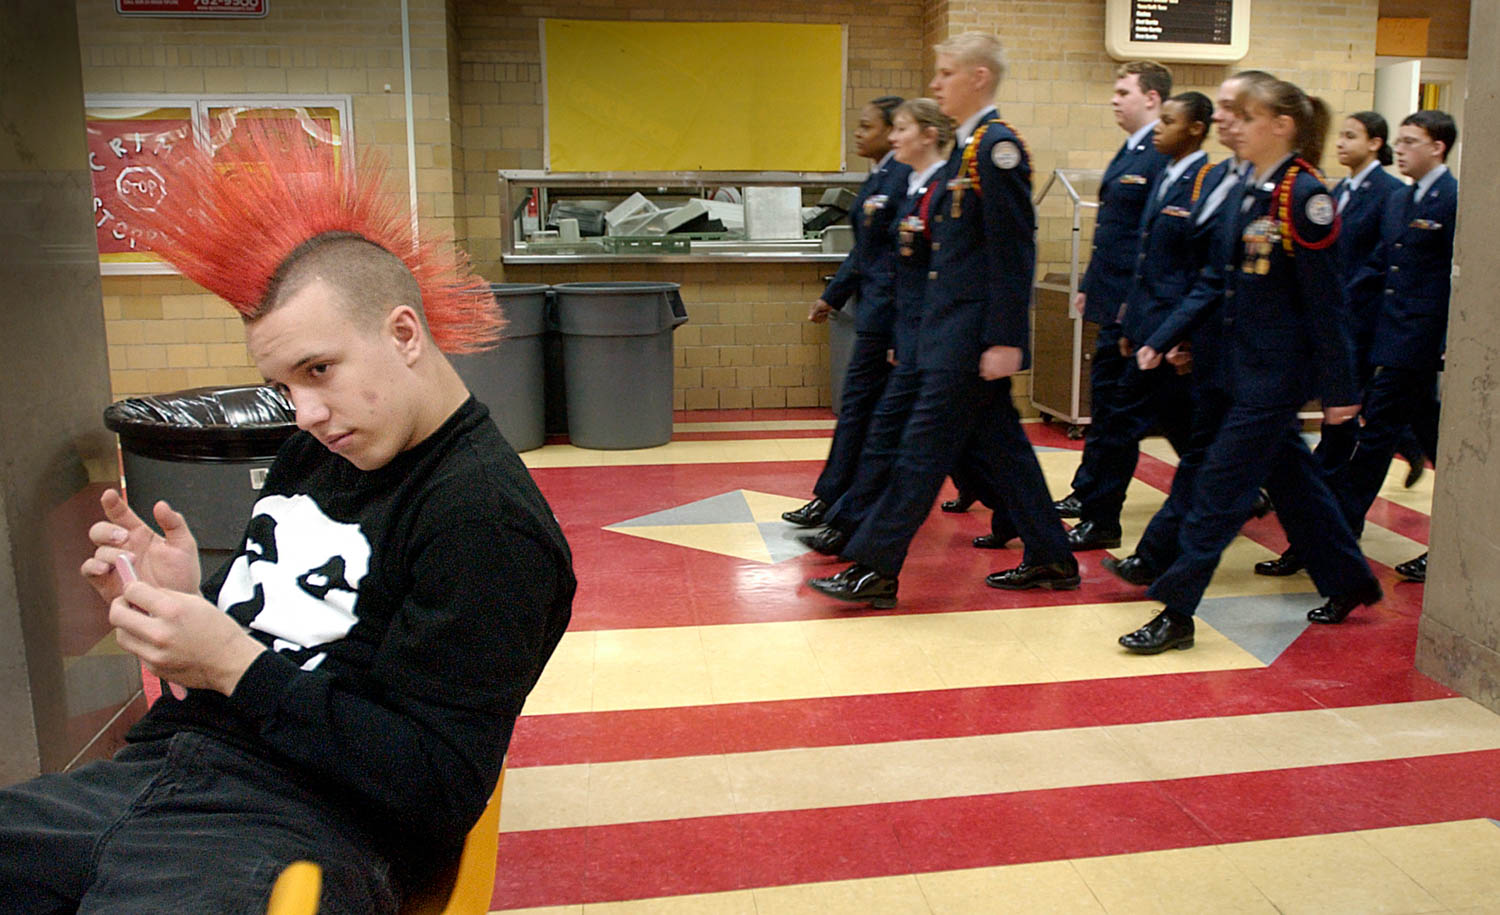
[266,769,505,915]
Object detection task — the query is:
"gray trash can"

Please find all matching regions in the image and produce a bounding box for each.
[103,385,298,573]
[552,281,688,449]
[828,294,858,415]
[450,282,549,452]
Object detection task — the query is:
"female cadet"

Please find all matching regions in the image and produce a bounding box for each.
[799,98,959,563]
[1252,110,1415,578]
[783,96,910,528]
[1118,79,1383,653]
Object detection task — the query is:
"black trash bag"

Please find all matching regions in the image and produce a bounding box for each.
[104,385,298,461]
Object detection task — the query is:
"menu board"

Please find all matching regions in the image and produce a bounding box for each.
[1106,0,1250,63]
[1131,0,1233,45]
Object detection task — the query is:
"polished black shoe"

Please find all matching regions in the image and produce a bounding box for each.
[1101,554,1158,586]
[986,559,1081,591]
[1403,460,1426,489]
[1307,581,1384,624]
[1119,610,1195,654]
[1254,551,1304,577]
[1250,489,1272,518]
[972,532,1016,549]
[797,526,849,556]
[1066,519,1122,551]
[782,498,830,527]
[941,493,977,513]
[1053,494,1082,518]
[808,563,898,609]
[1395,552,1428,582]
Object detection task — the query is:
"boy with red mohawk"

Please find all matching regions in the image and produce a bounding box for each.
[0,125,575,911]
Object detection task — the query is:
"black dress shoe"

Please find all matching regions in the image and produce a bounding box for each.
[1119,610,1195,654]
[941,493,977,513]
[808,563,898,609]
[972,532,1015,549]
[1250,489,1272,518]
[782,498,829,527]
[1395,552,1428,582]
[1403,461,1426,488]
[986,559,1081,591]
[1066,519,1122,551]
[1053,494,1082,518]
[1254,551,1304,577]
[1101,554,1157,586]
[1307,580,1383,624]
[797,527,849,556]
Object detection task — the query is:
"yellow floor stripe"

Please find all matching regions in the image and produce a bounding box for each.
[502,698,1500,833]
[673,420,836,432]
[520,600,1264,717]
[499,819,1500,912]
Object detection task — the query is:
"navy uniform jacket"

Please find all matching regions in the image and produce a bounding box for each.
[1331,165,1404,365]
[889,168,946,366]
[918,110,1035,372]
[1080,128,1171,325]
[1138,158,1242,388]
[1220,159,1359,408]
[1120,154,1215,347]
[1360,170,1458,371]
[821,158,913,337]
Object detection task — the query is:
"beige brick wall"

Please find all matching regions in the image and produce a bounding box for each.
[99,276,263,399]
[77,0,1413,414]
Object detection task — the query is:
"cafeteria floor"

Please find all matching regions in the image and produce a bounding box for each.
[493,408,1500,914]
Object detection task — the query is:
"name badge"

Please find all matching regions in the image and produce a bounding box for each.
[1410,219,1443,230]
[946,178,972,191]
[1162,206,1191,218]
[1120,174,1149,185]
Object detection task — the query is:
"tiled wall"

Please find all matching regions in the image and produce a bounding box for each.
[78,0,1461,408]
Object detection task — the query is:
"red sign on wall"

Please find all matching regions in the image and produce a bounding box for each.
[87,110,194,256]
[115,0,268,17]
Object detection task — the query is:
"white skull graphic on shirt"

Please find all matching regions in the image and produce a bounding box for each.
[217,494,371,671]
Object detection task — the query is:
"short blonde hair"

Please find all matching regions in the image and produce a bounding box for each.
[934,31,1006,85]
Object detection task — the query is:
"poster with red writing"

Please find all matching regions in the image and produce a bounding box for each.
[115,0,268,18]
[86,107,194,261]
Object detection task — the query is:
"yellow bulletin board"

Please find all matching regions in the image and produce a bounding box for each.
[542,19,846,172]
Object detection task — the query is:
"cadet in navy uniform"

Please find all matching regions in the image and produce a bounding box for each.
[1252,110,1411,579]
[1067,92,1214,550]
[1054,60,1173,548]
[783,96,910,528]
[1104,73,1267,586]
[1331,109,1459,584]
[808,32,1076,608]
[1118,79,1382,652]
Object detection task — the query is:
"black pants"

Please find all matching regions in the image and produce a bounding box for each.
[813,332,894,504]
[1068,322,1130,499]
[1077,360,1194,527]
[0,732,398,914]
[838,367,1070,577]
[1332,365,1441,538]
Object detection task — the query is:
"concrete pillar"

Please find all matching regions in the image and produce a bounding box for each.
[1415,0,1500,709]
[0,1,144,785]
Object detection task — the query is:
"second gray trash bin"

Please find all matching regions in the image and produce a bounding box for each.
[552,281,688,449]
[827,294,858,416]
[450,282,549,452]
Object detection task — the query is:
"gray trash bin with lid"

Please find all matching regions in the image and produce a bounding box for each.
[450,282,549,452]
[552,281,688,449]
[103,385,298,573]
[827,293,858,416]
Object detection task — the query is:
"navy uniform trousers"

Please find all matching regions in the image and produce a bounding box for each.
[834,367,1068,577]
[812,332,893,504]
[1333,365,1440,537]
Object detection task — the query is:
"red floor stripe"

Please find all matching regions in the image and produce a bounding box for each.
[508,583,1444,768]
[667,429,836,441]
[491,749,1500,909]
[673,408,837,423]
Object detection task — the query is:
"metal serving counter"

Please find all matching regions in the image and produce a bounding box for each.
[498,170,866,264]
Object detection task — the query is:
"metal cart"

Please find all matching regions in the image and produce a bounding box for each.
[1031,168,1104,438]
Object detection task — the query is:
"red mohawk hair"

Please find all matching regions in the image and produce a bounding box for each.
[132,120,503,354]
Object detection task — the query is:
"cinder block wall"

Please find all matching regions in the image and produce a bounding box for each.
[77,0,1430,410]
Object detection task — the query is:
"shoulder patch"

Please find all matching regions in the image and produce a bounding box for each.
[1305,194,1334,226]
[991,141,1021,170]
